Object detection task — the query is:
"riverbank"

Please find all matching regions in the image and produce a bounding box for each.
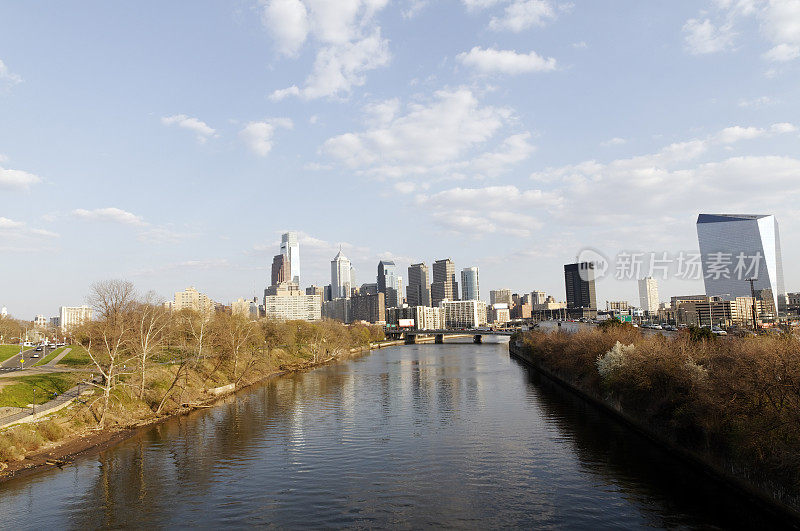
[509,331,800,526]
[0,335,427,483]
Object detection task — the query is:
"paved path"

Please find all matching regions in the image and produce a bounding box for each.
[0,378,94,429]
[46,347,72,366]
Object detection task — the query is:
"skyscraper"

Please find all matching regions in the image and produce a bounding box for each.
[460,266,480,301]
[432,259,458,307]
[490,289,512,306]
[638,277,659,314]
[378,260,399,308]
[407,263,431,307]
[271,254,289,286]
[564,262,597,310]
[696,214,785,313]
[331,249,352,299]
[280,231,300,285]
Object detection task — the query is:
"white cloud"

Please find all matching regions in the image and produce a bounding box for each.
[136,227,198,245]
[600,137,626,147]
[271,29,390,100]
[683,18,735,54]
[738,95,775,108]
[683,1,800,62]
[323,88,512,171]
[457,46,557,74]
[717,125,765,143]
[239,118,293,156]
[161,114,217,143]
[264,0,391,100]
[394,181,416,194]
[0,217,59,241]
[489,0,557,32]
[72,207,147,227]
[771,121,797,133]
[261,0,309,56]
[0,58,22,88]
[763,42,800,61]
[0,165,42,190]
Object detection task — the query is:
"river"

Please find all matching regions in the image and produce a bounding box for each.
[0,339,780,528]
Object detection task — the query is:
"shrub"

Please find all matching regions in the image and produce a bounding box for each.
[596,341,634,380]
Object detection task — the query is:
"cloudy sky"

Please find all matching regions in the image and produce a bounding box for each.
[2,0,800,318]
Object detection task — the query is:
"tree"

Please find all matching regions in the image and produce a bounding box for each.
[129,292,169,400]
[81,279,137,427]
[214,312,258,385]
[155,309,209,415]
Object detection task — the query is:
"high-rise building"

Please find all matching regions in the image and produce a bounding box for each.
[322,298,351,323]
[172,287,216,314]
[441,300,487,328]
[531,291,547,307]
[638,277,659,314]
[396,276,404,306]
[331,249,352,299]
[432,259,458,307]
[271,254,290,286]
[490,289,512,306]
[280,231,300,285]
[564,263,597,310]
[59,305,93,333]
[264,294,321,321]
[696,214,785,313]
[377,260,399,308]
[407,263,431,307]
[351,292,386,323]
[231,297,259,320]
[460,267,480,301]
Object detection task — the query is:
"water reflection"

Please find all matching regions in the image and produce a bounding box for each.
[0,339,784,529]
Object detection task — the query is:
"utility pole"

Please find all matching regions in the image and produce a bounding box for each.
[746,278,759,332]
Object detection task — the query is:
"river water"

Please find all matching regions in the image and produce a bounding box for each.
[0,339,780,528]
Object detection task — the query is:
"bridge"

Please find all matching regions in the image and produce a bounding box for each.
[385,328,519,344]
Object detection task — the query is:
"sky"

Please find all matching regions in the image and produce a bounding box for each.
[2,0,800,319]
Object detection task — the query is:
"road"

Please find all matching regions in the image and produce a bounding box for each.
[537,320,679,337]
[0,344,60,372]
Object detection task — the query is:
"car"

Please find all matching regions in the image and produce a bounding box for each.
[650,324,663,330]
[711,328,728,336]
[31,353,39,358]
[35,346,43,352]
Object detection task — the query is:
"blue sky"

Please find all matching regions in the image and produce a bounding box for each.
[2,0,800,318]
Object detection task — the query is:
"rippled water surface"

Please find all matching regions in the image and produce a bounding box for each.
[0,340,779,528]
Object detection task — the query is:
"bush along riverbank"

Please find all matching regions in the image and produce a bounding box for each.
[0,280,386,479]
[510,323,800,521]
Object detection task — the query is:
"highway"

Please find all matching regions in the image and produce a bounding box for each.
[0,344,59,372]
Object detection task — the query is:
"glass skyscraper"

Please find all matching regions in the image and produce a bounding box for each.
[460,266,480,301]
[280,231,300,285]
[696,214,785,311]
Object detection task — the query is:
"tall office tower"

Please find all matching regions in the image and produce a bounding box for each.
[564,262,597,310]
[490,289,513,306]
[431,259,458,307]
[397,276,404,306]
[460,266,480,301]
[280,231,300,284]
[407,263,431,307]
[271,254,290,286]
[638,276,659,314]
[378,260,399,308]
[331,249,352,299]
[531,290,547,308]
[696,214,785,312]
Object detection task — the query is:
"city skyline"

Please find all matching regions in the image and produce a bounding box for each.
[3,2,800,317]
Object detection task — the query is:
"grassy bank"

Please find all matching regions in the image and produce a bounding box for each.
[515,325,800,511]
[0,373,85,408]
[32,346,67,367]
[0,345,24,363]
[0,308,385,473]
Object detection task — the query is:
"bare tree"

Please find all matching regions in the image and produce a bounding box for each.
[214,312,257,386]
[81,279,137,427]
[129,292,169,400]
[155,309,209,415]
